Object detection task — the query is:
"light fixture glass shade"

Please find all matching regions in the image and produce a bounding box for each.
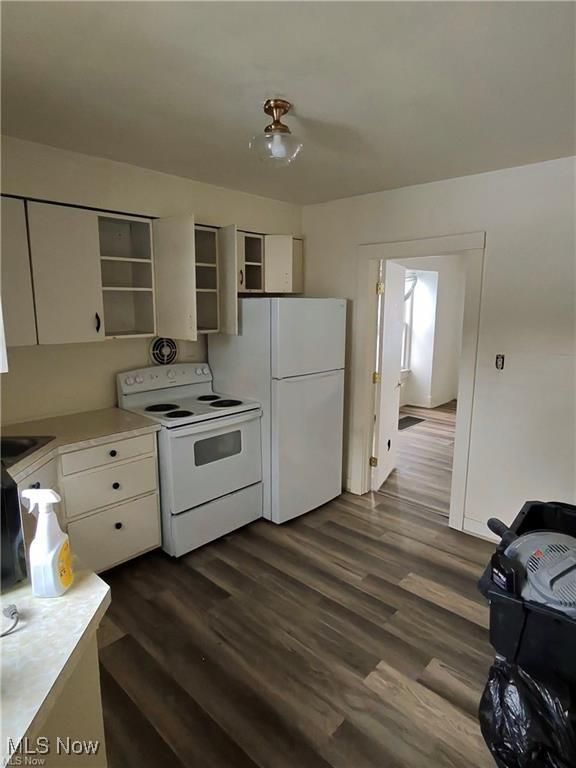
[249,131,303,166]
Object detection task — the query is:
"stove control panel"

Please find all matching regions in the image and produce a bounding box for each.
[117,363,212,396]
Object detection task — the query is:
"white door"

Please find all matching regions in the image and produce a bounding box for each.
[271,369,344,523]
[153,214,197,341]
[271,298,346,378]
[372,261,406,490]
[217,225,239,334]
[27,202,104,344]
[1,198,37,347]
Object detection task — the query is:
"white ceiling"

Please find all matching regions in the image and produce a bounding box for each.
[2,2,574,205]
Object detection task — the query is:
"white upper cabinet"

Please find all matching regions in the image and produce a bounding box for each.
[264,236,304,294]
[1,197,38,347]
[27,202,105,344]
[153,214,197,341]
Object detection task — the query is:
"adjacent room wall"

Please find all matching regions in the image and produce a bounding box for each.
[303,157,575,527]
[1,137,301,423]
[397,255,465,408]
[401,269,439,408]
[430,255,465,406]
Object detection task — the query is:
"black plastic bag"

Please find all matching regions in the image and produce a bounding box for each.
[479,657,576,768]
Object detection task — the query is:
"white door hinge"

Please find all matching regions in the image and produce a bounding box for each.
[376,281,385,295]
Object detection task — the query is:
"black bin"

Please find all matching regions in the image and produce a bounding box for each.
[479,500,576,684]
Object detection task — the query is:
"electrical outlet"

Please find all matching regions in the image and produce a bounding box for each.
[495,354,505,370]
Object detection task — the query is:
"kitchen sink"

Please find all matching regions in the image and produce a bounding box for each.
[1,436,55,468]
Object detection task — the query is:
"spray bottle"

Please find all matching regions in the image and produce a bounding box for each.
[21,489,73,597]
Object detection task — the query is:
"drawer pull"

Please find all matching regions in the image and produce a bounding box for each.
[112,482,121,490]
[109,449,118,458]
[114,522,123,530]
[29,481,41,489]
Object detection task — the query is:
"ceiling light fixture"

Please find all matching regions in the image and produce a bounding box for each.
[249,98,302,166]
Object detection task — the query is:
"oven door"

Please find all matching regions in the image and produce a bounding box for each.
[160,410,262,514]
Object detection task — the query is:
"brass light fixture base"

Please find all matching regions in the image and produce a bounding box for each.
[263,98,292,134]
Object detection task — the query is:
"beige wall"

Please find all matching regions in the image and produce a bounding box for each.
[303,157,575,528]
[1,137,301,423]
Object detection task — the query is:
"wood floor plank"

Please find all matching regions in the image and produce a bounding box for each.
[399,572,490,628]
[97,614,125,650]
[418,657,485,719]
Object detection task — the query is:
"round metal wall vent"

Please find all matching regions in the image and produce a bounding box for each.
[149,337,178,366]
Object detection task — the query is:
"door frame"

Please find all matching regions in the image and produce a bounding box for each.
[348,232,486,532]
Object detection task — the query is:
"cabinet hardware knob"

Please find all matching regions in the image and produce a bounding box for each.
[240,269,244,286]
[114,522,123,530]
[109,449,118,457]
[29,481,41,489]
[95,312,101,333]
[112,482,120,490]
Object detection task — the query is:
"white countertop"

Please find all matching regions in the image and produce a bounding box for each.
[0,570,111,765]
[4,407,159,483]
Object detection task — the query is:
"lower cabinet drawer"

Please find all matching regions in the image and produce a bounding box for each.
[68,493,160,573]
[61,433,156,476]
[63,456,157,519]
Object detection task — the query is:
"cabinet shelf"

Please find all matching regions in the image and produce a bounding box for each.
[100,256,151,263]
[105,331,155,339]
[195,288,218,293]
[102,286,153,292]
[195,262,217,268]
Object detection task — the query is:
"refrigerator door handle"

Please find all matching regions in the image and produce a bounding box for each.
[276,370,343,383]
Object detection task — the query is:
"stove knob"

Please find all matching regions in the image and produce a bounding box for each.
[195,367,203,375]
[202,367,209,375]
[167,369,176,379]
[135,375,144,384]
[125,376,135,386]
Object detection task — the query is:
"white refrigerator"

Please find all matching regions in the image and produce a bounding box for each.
[209,297,346,524]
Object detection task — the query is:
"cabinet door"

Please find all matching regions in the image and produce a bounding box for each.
[264,235,293,293]
[217,225,239,335]
[27,203,104,344]
[292,239,304,293]
[1,198,37,346]
[153,215,197,341]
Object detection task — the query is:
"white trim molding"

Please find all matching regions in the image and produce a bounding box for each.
[348,232,486,534]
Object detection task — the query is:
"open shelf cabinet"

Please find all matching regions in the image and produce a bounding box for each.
[195,226,220,333]
[98,214,156,338]
[237,232,264,293]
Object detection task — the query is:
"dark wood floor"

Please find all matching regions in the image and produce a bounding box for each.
[98,485,496,768]
[379,401,457,516]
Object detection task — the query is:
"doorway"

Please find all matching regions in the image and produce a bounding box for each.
[350,233,485,531]
[371,256,466,516]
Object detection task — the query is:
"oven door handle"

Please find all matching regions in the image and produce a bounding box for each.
[170,409,261,438]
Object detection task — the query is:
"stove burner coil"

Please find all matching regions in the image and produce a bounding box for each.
[145,404,178,412]
[210,399,243,408]
[197,395,221,402]
[165,410,194,418]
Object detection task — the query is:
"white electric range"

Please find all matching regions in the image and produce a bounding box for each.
[117,363,263,557]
